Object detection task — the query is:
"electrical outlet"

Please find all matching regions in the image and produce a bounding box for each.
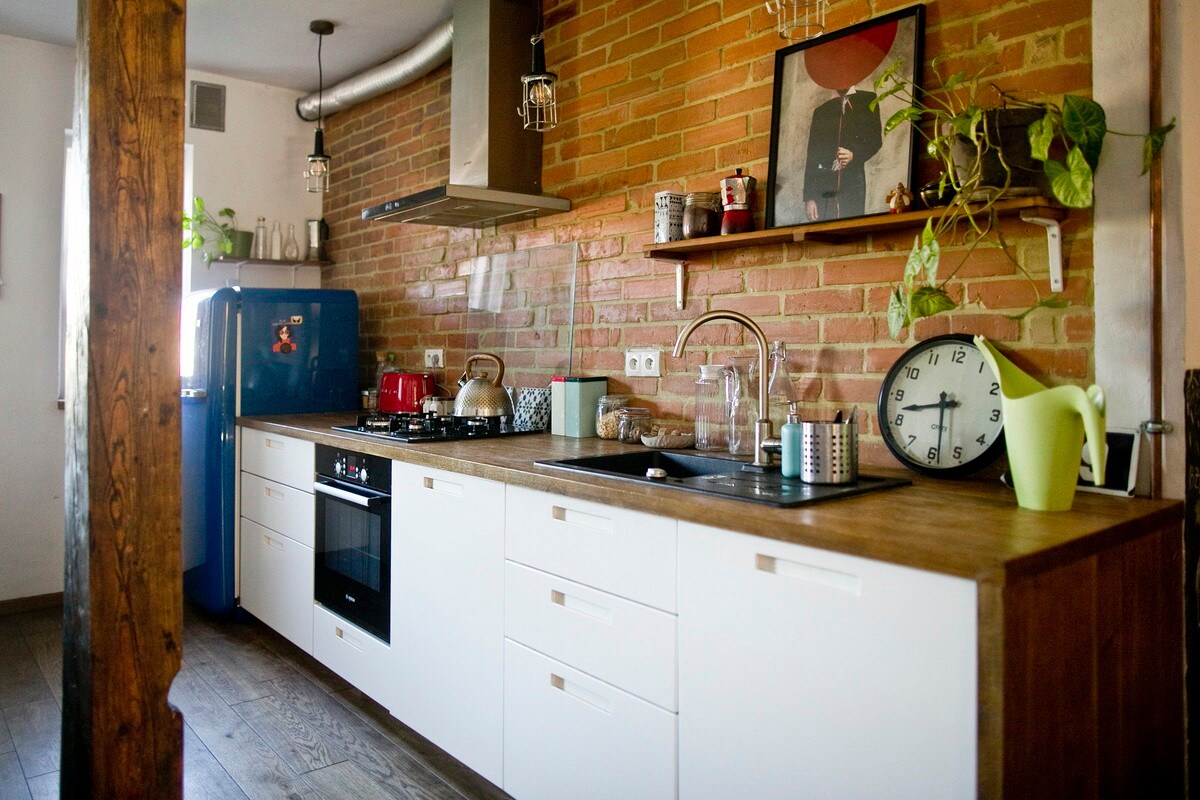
[624,348,663,377]
[424,349,445,369]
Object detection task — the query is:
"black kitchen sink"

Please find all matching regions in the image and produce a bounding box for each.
[536,451,910,508]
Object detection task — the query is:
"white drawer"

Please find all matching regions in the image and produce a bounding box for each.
[239,518,314,653]
[239,473,314,547]
[505,485,677,612]
[313,603,393,707]
[505,561,677,711]
[503,640,677,800]
[240,427,314,491]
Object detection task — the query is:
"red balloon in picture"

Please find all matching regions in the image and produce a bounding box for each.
[804,21,899,90]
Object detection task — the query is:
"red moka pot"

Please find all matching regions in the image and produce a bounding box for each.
[378,371,436,413]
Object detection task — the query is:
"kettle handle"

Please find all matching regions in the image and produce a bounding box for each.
[464,353,506,388]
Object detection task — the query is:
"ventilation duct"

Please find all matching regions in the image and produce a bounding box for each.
[360,0,570,228]
[296,19,453,121]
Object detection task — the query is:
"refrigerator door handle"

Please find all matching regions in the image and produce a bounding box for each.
[180,389,208,399]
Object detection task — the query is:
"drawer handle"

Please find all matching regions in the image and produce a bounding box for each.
[755,554,861,596]
[550,589,613,624]
[422,476,464,496]
[551,505,613,533]
[550,673,611,714]
[264,486,285,500]
[263,437,285,449]
[335,626,364,652]
[263,534,283,551]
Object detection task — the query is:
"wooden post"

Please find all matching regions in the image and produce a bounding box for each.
[61,0,186,796]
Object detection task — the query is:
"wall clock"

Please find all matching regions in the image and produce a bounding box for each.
[877,334,1006,478]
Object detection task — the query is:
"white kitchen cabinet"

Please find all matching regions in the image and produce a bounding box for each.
[239,472,314,547]
[505,484,677,612]
[312,603,393,702]
[240,427,314,492]
[390,461,505,786]
[505,561,677,712]
[239,518,314,653]
[504,640,677,800]
[677,521,977,800]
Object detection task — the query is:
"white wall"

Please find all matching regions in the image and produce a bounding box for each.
[184,69,322,292]
[0,34,73,601]
[1160,0,1194,499]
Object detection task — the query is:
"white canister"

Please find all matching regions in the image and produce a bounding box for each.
[653,191,685,243]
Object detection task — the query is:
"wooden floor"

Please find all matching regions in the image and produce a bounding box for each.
[0,604,510,800]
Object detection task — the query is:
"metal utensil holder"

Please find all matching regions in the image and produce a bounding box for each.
[800,421,857,484]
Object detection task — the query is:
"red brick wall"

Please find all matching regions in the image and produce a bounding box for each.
[322,0,1094,464]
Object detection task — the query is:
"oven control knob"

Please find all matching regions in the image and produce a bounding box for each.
[334,461,343,476]
[360,466,369,483]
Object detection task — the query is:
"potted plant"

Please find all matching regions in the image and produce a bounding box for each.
[182,197,253,264]
[871,60,1174,338]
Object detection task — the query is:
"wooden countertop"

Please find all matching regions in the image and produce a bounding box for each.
[240,413,1182,585]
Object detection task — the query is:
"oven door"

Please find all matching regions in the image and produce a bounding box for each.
[313,477,391,643]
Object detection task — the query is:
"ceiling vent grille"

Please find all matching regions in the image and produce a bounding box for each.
[190,81,226,132]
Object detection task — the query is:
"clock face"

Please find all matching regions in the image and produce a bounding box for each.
[877,334,1006,477]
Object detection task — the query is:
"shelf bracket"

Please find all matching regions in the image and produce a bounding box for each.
[675,262,687,310]
[1020,212,1064,292]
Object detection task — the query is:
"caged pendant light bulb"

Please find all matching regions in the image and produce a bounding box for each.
[764,0,827,41]
[519,6,557,132]
[305,20,334,192]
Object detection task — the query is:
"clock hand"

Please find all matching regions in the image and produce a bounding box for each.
[901,399,962,412]
[935,391,947,464]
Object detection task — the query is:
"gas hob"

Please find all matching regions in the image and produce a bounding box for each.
[333,412,544,443]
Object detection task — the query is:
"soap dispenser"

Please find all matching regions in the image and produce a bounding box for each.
[781,402,804,479]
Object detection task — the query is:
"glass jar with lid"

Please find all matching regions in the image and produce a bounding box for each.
[682,192,722,239]
[616,407,653,444]
[596,394,630,439]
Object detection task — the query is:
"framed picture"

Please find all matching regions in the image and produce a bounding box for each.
[765,6,925,229]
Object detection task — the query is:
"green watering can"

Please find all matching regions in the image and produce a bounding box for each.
[974,336,1106,511]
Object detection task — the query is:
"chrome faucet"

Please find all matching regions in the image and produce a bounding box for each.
[673,310,781,468]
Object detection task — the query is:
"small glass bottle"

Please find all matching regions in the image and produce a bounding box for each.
[375,351,399,388]
[694,364,730,452]
[616,407,653,444]
[253,216,268,259]
[596,394,630,439]
[781,403,804,478]
[727,355,758,455]
[767,340,799,434]
[282,224,300,260]
[270,222,282,259]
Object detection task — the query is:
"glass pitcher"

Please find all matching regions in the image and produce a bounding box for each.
[727,356,758,456]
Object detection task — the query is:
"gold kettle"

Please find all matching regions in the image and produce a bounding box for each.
[452,353,514,417]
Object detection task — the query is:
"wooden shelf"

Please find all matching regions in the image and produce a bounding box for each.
[214,257,331,268]
[643,197,1067,260]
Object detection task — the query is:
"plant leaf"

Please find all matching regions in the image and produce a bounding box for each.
[219,207,236,219]
[883,106,922,133]
[873,59,902,91]
[1061,95,1106,171]
[924,238,942,285]
[942,70,967,92]
[909,286,957,321]
[951,106,983,140]
[887,287,908,339]
[904,230,940,285]
[1005,294,1070,321]
[1027,113,1055,161]
[1045,147,1094,208]
[1142,118,1176,175]
[193,196,205,212]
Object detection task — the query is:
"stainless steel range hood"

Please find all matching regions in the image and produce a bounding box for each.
[362,0,570,228]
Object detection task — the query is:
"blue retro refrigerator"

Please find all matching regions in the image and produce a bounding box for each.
[181,287,359,614]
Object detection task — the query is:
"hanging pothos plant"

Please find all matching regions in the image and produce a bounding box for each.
[871,59,1175,339]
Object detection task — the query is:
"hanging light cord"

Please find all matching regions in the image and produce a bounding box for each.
[317,31,324,130]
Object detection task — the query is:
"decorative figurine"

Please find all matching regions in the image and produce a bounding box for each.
[886,182,913,214]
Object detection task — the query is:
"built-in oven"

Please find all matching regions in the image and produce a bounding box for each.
[313,444,391,643]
